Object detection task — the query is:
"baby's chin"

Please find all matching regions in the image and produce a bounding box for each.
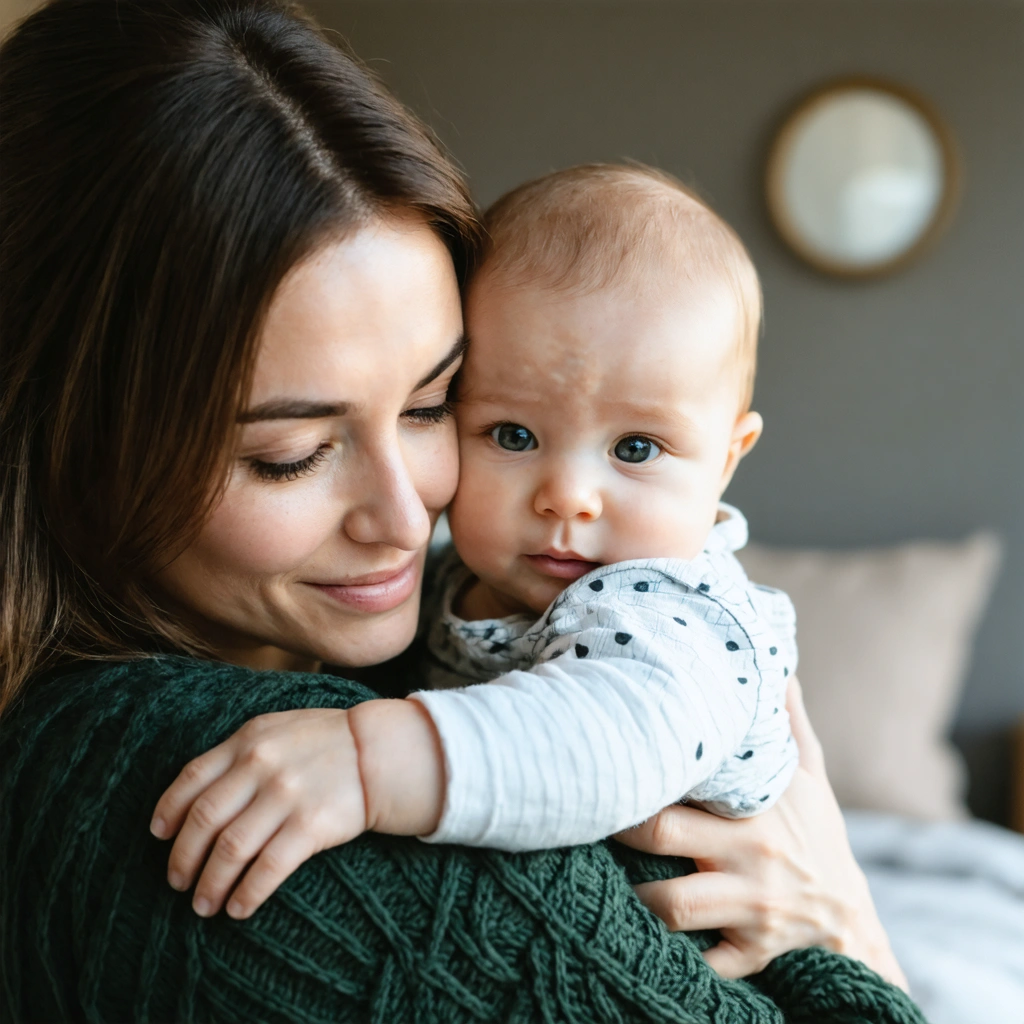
[505,568,580,617]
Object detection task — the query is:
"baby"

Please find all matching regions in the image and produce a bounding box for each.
[157,163,799,912]
[413,164,797,849]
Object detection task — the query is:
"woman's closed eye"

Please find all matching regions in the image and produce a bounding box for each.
[402,400,454,425]
[613,435,662,464]
[247,443,332,482]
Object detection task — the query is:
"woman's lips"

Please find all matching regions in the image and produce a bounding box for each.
[524,553,602,581]
[308,558,419,613]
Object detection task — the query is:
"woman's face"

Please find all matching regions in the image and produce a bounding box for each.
[157,216,463,671]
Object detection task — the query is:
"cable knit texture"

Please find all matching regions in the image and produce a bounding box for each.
[0,658,927,1023]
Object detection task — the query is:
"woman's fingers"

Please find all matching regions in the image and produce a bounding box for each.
[613,803,731,860]
[165,769,260,893]
[189,792,292,917]
[785,675,827,779]
[224,824,321,919]
[151,743,236,839]
[702,938,768,979]
[632,871,750,933]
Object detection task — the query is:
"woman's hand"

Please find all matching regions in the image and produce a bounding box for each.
[149,699,445,920]
[614,677,908,990]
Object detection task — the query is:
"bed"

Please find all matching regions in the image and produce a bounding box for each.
[846,809,1024,1023]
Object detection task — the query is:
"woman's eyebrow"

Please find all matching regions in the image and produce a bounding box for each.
[238,336,467,422]
[413,334,467,391]
[237,400,349,423]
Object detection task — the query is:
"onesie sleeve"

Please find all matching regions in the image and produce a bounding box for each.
[413,559,794,851]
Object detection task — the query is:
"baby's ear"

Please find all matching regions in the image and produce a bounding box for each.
[720,411,763,491]
[732,410,763,456]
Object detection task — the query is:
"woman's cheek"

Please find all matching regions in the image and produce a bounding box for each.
[408,421,459,516]
[196,474,339,575]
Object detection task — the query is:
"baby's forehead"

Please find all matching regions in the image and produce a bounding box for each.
[461,277,742,417]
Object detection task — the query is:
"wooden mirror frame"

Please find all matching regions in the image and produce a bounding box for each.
[765,77,962,280]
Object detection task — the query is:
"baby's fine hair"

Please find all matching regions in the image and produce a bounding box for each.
[478,163,762,409]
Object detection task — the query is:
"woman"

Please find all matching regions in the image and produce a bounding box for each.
[0,0,916,1020]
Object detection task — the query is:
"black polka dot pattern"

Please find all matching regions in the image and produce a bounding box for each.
[696,742,703,760]
[614,632,632,645]
[738,750,754,760]
[737,677,747,685]
[588,580,603,592]
[725,640,739,652]
[575,644,589,658]
[633,581,649,592]
[698,583,710,593]
[769,647,777,655]
[673,617,687,626]
[784,667,789,677]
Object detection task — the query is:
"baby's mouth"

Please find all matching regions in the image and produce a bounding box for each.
[524,552,602,582]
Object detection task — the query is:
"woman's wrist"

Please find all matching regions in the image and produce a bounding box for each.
[839,879,909,992]
[347,698,446,837]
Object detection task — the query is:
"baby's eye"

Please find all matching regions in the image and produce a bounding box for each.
[491,423,537,452]
[613,435,661,464]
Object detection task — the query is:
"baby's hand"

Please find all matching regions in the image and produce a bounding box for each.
[150,699,445,919]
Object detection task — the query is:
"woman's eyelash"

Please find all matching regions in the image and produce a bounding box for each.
[248,443,331,482]
[404,401,454,425]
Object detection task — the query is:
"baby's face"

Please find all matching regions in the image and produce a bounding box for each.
[448,271,762,615]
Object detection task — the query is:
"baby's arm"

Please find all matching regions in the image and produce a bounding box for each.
[154,572,793,911]
[151,699,446,919]
[414,612,756,850]
[416,564,798,849]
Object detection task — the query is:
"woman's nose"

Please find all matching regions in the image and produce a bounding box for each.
[533,464,603,522]
[342,440,432,551]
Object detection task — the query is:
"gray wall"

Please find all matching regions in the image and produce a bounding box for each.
[312,0,1024,820]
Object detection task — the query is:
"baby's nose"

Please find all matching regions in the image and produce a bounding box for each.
[533,471,602,521]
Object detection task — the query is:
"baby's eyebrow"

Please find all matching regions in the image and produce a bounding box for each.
[606,400,702,430]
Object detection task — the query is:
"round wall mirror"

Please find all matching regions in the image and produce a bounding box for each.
[766,79,960,278]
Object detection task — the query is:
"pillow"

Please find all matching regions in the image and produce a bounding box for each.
[736,534,1002,820]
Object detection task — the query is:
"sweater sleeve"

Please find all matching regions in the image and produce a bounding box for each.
[0,657,925,1024]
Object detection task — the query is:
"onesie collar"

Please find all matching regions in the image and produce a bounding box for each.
[705,502,749,555]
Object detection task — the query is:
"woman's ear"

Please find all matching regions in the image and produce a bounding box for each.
[719,410,763,495]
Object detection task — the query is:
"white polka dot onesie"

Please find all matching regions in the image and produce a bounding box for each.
[412,504,799,851]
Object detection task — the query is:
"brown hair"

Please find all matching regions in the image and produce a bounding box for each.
[478,163,762,408]
[0,0,481,715]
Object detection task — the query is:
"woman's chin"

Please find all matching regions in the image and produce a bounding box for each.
[309,600,420,669]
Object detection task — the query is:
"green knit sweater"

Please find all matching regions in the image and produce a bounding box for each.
[0,657,926,1023]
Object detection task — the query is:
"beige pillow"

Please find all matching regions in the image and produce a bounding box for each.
[736,534,1002,820]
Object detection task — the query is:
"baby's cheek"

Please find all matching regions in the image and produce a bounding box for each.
[606,486,716,562]
[448,462,514,571]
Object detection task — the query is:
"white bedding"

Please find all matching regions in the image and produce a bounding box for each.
[845,810,1024,1024]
